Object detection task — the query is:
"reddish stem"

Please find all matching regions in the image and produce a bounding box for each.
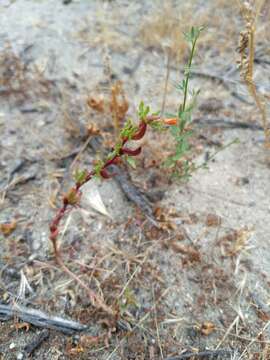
[49,115,160,314]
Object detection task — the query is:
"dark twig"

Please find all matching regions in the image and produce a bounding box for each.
[23,329,50,356]
[189,70,250,103]
[0,303,88,334]
[254,57,270,66]
[193,117,264,131]
[173,68,253,105]
[110,164,155,218]
[165,348,233,360]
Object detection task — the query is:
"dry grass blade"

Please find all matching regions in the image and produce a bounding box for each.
[52,239,114,316]
[215,315,240,349]
[152,285,164,359]
[238,320,270,359]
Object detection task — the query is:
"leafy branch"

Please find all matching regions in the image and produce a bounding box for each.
[164,26,204,180]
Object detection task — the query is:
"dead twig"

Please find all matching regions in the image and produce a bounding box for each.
[165,349,233,360]
[152,286,164,359]
[170,67,253,105]
[0,303,88,334]
[110,164,155,219]
[23,329,50,356]
[193,117,264,131]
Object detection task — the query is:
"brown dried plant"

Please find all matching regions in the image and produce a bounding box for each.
[0,43,52,101]
[238,0,270,147]
[87,80,129,135]
[0,44,27,97]
[110,81,129,132]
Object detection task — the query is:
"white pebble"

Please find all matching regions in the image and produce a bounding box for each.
[9,342,16,349]
[17,353,24,360]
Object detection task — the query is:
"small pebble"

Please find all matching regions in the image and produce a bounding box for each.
[9,342,16,349]
[17,352,24,360]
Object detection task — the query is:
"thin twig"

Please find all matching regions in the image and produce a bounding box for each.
[23,329,50,356]
[193,117,264,131]
[215,315,239,349]
[152,285,164,359]
[184,69,253,105]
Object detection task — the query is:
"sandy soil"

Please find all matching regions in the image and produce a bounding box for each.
[0,0,270,359]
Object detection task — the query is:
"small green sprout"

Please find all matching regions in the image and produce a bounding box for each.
[138,101,150,121]
[93,159,105,178]
[125,155,137,169]
[74,169,88,186]
[120,118,137,140]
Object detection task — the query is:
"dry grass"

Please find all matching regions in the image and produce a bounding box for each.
[75,5,131,53]
[88,80,129,135]
[238,0,270,147]
[139,0,241,64]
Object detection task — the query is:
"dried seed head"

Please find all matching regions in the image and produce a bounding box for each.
[241,0,254,22]
[238,31,249,54]
[87,96,104,112]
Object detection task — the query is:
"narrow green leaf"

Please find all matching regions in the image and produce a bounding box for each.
[126,156,137,169]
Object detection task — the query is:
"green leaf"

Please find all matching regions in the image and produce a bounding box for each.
[138,101,145,117]
[170,125,180,137]
[149,121,166,132]
[184,25,204,44]
[184,64,191,76]
[165,112,177,118]
[163,156,177,168]
[138,101,151,120]
[176,79,186,92]
[120,119,137,140]
[93,160,105,177]
[74,169,88,185]
[126,156,137,169]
